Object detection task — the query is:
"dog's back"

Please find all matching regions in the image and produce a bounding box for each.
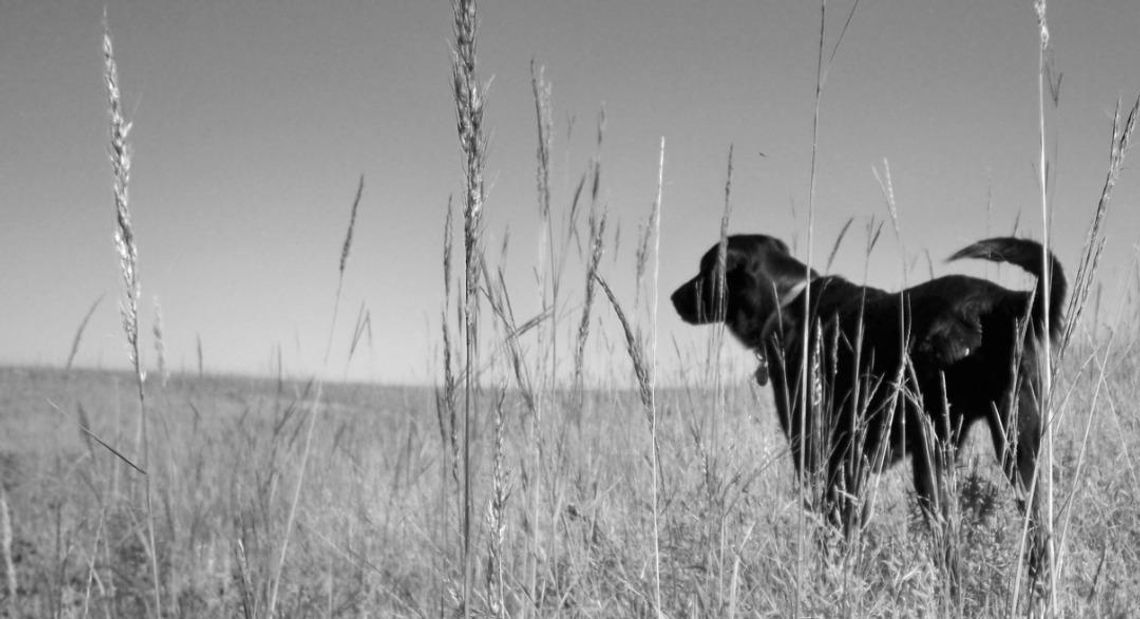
[774,242,1061,449]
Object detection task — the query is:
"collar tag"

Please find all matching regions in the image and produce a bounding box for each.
[754,351,769,385]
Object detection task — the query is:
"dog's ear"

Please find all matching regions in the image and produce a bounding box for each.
[770,237,791,256]
[721,244,746,276]
[720,243,756,277]
[705,246,746,315]
[701,243,749,295]
[708,241,746,272]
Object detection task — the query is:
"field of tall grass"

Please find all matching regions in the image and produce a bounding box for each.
[3,344,1138,617]
[2,0,1140,617]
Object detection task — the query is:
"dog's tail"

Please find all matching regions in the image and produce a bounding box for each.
[949,237,1066,339]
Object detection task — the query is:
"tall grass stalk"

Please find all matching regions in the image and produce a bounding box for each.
[794,4,828,613]
[1031,1,1058,612]
[65,294,104,372]
[791,3,865,612]
[488,387,510,617]
[153,298,168,388]
[574,107,607,399]
[591,138,664,615]
[649,138,665,618]
[266,383,323,618]
[704,145,734,610]
[0,486,14,612]
[1050,96,1139,606]
[268,175,364,618]
[874,161,915,522]
[872,160,906,286]
[528,61,552,610]
[450,0,488,613]
[325,175,365,365]
[481,265,544,612]
[102,18,162,618]
[80,483,107,619]
[575,196,608,395]
[1055,326,1113,576]
[435,197,460,616]
[195,334,203,378]
[594,273,662,617]
[1060,97,1139,355]
[347,300,373,368]
[823,217,853,273]
[712,144,734,463]
[440,196,459,484]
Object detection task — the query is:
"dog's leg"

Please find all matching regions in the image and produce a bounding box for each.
[910,424,964,597]
[988,384,1049,588]
[910,439,941,519]
[829,445,865,540]
[824,398,864,539]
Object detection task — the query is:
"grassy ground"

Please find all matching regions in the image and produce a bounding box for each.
[1,347,1137,617]
[5,2,1137,617]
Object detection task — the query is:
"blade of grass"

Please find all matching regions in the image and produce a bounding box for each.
[65,294,105,372]
[102,16,161,617]
[450,0,488,613]
[325,174,365,365]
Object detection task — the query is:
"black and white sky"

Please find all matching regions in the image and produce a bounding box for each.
[2,0,1139,384]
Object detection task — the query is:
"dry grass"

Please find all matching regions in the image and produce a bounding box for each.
[5,347,1140,616]
[1030,2,1059,612]
[65,294,105,373]
[325,175,366,366]
[102,17,163,618]
[4,3,1140,618]
[0,486,14,612]
[449,0,488,612]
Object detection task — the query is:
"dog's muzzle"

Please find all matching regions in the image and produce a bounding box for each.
[671,280,704,324]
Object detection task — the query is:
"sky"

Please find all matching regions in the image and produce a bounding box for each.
[2,0,1139,386]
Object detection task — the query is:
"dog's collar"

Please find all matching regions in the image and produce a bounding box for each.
[759,279,811,344]
[754,279,811,386]
[777,280,810,311]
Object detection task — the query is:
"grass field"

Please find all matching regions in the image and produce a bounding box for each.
[1,340,1138,617]
[4,1,1140,617]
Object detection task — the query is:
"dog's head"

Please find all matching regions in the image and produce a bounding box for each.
[671,234,811,351]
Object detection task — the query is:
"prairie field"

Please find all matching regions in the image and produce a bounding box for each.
[4,1,1140,618]
[1,325,1139,617]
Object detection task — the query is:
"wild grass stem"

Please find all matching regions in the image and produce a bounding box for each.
[1029,2,1058,612]
[270,175,364,618]
[795,3,828,613]
[0,487,14,613]
[529,61,552,610]
[450,0,488,613]
[594,273,661,616]
[66,294,105,372]
[648,137,665,618]
[325,175,365,365]
[102,17,162,618]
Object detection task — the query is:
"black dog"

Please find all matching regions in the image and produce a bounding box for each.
[672,234,1064,543]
